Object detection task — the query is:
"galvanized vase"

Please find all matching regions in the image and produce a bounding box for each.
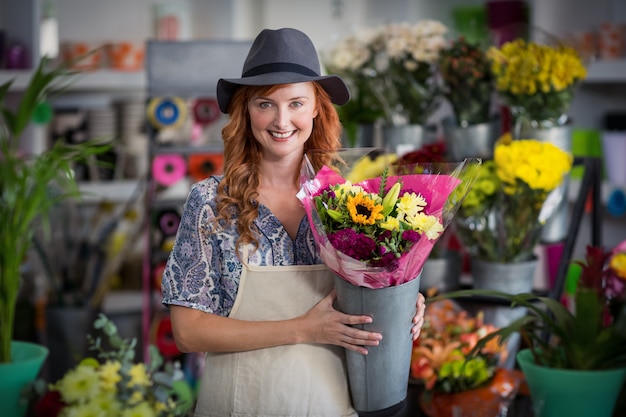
[470,258,538,369]
[515,122,573,243]
[442,117,501,162]
[333,274,422,415]
[381,124,437,156]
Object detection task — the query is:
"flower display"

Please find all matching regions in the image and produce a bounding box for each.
[450,240,626,371]
[488,39,587,128]
[454,134,573,263]
[410,299,508,393]
[298,148,480,288]
[324,20,448,128]
[31,314,191,417]
[438,36,494,126]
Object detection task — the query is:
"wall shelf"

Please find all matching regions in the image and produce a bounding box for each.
[584,59,626,83]
[1,69,146,92]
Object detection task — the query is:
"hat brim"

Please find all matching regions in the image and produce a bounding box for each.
[217,72,350,113]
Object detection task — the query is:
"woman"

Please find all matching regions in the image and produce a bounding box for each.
[162,27,426,416]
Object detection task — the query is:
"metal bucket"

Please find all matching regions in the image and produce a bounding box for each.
[442,117,501,162]
[517,122,573,243]
[333,274,421,415]
[469,258,538,369]
[420,251,462,294]
[381,124,437,156]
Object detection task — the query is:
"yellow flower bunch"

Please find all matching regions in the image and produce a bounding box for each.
[488,39,587,126]
[495,135,573,193]
[454,136,573,263]
[31,315,191,417]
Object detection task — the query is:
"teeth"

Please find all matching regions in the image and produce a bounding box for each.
[271,131,293,139]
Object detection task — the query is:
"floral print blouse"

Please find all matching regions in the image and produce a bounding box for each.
[161,176,322,317]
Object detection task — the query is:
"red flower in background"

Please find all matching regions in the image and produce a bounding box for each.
[34,390,65,417]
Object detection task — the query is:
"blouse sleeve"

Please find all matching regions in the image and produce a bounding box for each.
[161,178,228,315]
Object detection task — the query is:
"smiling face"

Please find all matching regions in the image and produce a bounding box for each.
[247,82,318,161]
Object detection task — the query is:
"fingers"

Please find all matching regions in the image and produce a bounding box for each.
[412,292,426,340]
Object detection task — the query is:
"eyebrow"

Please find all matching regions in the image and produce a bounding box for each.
[254,95,310,101]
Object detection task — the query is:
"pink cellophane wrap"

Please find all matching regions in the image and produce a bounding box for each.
[299,162,464,289]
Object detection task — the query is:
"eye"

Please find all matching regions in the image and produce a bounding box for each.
[259,101,273,109]
[290,101,303,108]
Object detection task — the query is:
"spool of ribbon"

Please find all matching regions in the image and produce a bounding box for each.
[151,154,186,186]
[151,314,181,359]
[607,188,626,217]
[192,98,221,126]
[188,153,224,182]
[157,209,181,236]
[146,96,187,129]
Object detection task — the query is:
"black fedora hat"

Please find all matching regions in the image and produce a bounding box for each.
[217,27,350,113]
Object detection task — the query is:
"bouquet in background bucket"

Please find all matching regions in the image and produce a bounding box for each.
[297,148,481,415]
[454,134,573,264]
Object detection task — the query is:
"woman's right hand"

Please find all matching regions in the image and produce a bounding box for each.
[299,289,382,355]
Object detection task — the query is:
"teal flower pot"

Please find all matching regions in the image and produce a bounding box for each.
[0,341,49,417]
[517,348,626,417]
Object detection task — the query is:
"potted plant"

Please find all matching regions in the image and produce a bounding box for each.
[411,299,523,417]
[0,56,107,416]
[438,36,500,161]
[442,241,626,417]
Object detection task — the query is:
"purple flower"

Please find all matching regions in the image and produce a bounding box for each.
[328,229,377,260]
[402,229,421,244]
[372,252,400,269]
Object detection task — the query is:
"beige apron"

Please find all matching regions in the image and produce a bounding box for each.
[194,247,357,417]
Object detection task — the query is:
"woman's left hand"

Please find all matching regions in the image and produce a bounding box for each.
[411,292,426,341]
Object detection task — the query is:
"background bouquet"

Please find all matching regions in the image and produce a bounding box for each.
[411,299,509,393]
[438,36,495,127]
[298,148,480,288]
[31,314,191,417]
[454,134,573,263]
[488,38,587,129]
[324,20,448,127]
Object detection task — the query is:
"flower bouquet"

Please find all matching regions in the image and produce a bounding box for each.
[297,148,480,413]
[325,20,448,128]
[454,134,573,264]
[30,314,192,417]
[488,38,587,130]
[411,300,521,417]
[438,36,494,127]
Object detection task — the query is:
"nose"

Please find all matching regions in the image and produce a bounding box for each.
[272,106,289,129]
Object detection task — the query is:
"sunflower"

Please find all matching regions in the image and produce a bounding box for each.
[347,193,384,225]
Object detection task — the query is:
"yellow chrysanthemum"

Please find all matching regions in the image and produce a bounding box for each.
[347,193,384,225]
[396,192,427,218]
[61,400,103,417]
[83,394,121,417]
[423,215,445,240]
[494,139,572,192]
[488,39,586,123]
[57,364,100,404]
[121,401,156,417]
[127,363,151,388]
[99,360,122,391]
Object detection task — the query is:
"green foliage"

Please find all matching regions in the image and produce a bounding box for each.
[0,57,110,363]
